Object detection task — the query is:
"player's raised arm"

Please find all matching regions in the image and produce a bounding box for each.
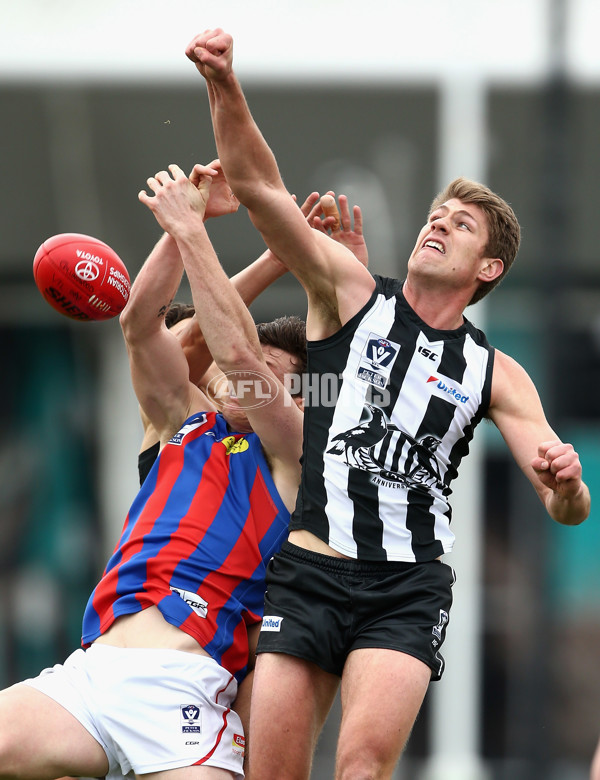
[120,230,203,444]
[122,160,242,441]
[185,30,374,338]
[139,163,304,498]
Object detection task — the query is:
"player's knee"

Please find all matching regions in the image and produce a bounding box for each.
[335,747,394,780]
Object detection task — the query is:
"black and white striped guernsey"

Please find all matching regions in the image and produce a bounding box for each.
[289,275,495,562]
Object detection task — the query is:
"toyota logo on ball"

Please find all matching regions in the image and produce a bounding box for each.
[75,261,100,281]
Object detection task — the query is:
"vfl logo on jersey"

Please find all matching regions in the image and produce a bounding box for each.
[168,414,208,446]
[232,734,246,757]
[426,375,469,405]
[261,615,283,632]
[180,704,201,733]
[171,587,208,618]
[356,333,400,389]
[326,404,445,493]
[221,435,249,455]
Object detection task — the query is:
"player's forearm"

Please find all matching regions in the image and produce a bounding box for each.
[231,249,287,305]
[176,224,264,373]
[546,481,590,526]
[207,74,283,209]
[120,233,183,343]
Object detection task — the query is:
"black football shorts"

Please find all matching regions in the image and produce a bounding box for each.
[257,541,455,681]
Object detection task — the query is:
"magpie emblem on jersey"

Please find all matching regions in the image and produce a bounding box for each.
[181,704,201,733]
[357,333,400,389]
[327,403,445,493]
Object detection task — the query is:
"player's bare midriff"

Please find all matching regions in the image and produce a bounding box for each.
[288,529,353,558]
[288,529,442,561]
[93,605,212,657]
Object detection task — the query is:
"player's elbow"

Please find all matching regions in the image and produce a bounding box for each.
[119,305,140,344]
[119,303,158,347]
[215,343,263,375]
[231,177,284,213]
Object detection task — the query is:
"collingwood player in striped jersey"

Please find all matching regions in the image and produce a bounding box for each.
[189,28,591,780]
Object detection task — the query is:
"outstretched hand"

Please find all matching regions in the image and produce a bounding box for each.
[185,29,234,82]
[199,159,240,219]
[139,163,216,235]
[310,192,369,267]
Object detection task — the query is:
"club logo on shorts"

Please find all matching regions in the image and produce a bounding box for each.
[260,615,283,632]
[432,609,449,641]
[232,733,246,757]
[181,704,202,733]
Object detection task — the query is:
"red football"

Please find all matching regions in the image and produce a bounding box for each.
[33,233,131,321]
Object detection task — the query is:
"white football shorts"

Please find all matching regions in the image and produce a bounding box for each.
[23,644,245,780]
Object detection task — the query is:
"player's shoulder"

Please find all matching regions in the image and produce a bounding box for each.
[492,349,530,379]
[490,349,538,409]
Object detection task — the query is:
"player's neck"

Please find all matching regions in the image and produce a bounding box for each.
[402,280,468,331]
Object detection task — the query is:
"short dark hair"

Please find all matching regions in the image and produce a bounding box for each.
[429,177,521,305]
[165,301,195,329]
[256,315,307,392]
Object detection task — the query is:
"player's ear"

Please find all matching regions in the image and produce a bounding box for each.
[478,257,503,283]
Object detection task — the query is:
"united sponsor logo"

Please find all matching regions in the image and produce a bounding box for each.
[427,376,469,404]
[260,615,283,632]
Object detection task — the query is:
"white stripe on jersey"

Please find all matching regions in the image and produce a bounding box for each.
[321,293,397,557]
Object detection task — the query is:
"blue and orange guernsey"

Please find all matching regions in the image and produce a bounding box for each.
[82,411,290,681]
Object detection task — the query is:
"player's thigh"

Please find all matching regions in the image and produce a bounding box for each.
[336,648,431,778]
[0,682,108,779]
[231,669,253,736]
[252,652,339,730]
[249,653,339,778]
